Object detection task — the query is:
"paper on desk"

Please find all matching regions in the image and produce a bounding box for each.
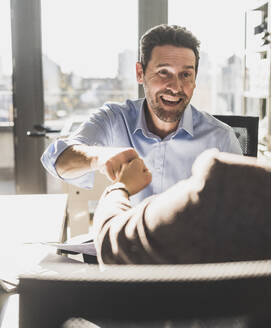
[0,279,17,293]
[41,240,97,256]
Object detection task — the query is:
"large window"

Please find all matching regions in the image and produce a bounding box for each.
[0,0,15,194]
[41,0,138,127]
[169,0,253,116]
[41,0,138,192]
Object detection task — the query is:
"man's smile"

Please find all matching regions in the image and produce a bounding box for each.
[160,94,184,106]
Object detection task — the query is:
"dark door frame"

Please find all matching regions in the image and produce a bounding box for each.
[10,0,46,194]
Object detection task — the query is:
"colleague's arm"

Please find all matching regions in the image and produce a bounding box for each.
[94,155,215,265]
[55,145,139,181]
[93,157,154,264]
[94,175,203,265]
[93,151,215,265]
[94,149,271,265]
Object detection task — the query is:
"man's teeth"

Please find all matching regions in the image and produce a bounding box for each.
[161,95,182,103]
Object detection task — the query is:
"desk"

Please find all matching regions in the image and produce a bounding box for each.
[0,194,69,327]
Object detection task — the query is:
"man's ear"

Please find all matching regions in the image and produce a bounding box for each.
[136,62,144,84]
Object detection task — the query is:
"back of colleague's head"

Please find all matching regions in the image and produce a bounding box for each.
[139,24,200,74]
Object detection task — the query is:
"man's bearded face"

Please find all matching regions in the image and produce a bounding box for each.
[141,45,196,123]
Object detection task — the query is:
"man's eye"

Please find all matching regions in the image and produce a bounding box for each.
[182,72,192,79]
[158,70,169,77]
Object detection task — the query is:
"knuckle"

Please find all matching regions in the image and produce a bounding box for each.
[127,148,138,157]
[105,160,112,169]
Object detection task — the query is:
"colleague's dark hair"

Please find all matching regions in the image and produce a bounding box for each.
[140,24,200,74]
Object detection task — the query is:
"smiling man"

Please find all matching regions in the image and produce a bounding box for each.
[41,24,242,205]
[136,44,196,138]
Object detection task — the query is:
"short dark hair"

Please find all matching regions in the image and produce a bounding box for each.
[139,24,200,74]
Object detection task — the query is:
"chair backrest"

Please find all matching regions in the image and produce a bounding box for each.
[213,115,259,157]
[19,262,271,327]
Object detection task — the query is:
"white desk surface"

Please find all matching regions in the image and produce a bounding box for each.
[0,193,68,244]
[0,194,69,328]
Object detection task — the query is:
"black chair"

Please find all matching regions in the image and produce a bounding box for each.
[19,261,271,328]
[213,115,259,157]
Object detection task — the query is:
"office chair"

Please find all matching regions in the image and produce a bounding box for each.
[213,115,259,157]
[19,261,271,328]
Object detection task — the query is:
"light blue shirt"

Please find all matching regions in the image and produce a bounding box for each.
[41,99,242,205]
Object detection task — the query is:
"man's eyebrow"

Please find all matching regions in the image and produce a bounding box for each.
[156,63,170,68]
[183,65,195,70]
[156,63,195,70]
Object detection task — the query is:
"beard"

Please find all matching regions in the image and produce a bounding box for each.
[151,103,184,122]
[146,89,190,123]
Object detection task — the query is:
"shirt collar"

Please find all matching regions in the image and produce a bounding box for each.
[176,103,194,137]
[133,99,194,137]
[133,99,150,137]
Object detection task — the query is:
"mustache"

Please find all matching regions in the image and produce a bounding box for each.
[158,89,187,99]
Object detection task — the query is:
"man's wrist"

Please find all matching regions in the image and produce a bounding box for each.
[105,182,130,197]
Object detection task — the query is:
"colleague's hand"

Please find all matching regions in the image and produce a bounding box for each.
[116,158,152,195]
[98,147,139,181]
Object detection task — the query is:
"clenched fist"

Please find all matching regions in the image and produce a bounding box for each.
[116,158,152,195]
[98,147,139,181]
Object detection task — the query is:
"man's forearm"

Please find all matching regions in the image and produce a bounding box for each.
[55,145,98,179]
[55,145,139,180]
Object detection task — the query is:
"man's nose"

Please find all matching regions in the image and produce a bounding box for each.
[167,76,183,93]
